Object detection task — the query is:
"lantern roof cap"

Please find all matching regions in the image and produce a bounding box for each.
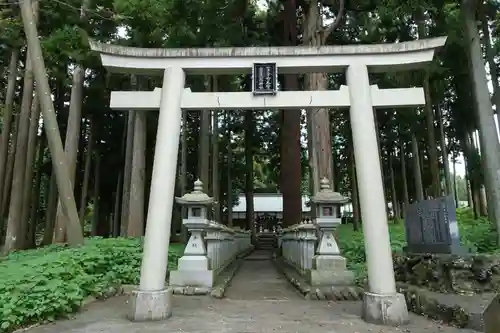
[175,179,214,205]
[310,177,350,204]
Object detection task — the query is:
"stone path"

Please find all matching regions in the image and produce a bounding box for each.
[224,251,301,300]
[22,252,478,333]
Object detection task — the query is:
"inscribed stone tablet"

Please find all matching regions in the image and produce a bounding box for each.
[404,196,463,254]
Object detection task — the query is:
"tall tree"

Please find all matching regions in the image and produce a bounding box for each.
[280,0,302,227]
[462,0,500,240]
[3,0,39,251]
[19,0,84,246]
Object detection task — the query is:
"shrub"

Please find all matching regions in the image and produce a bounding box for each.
[456,208,498,253]
[0,237,184,333]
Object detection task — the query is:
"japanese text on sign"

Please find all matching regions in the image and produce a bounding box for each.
[252,63,277,95]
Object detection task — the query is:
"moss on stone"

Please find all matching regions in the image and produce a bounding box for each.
[393,253,500,294]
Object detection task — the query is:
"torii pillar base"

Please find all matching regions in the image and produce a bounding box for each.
[362,292,409,326]
[127,289,173,322]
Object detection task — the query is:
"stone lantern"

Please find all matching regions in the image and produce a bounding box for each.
[170,179,215,288]
[176,179,214,223]
[308,177,354,286]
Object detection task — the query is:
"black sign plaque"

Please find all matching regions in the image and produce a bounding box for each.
[403,196,465,255]
[252,63,278,95]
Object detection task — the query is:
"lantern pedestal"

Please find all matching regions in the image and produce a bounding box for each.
[309,212,354,286]
[170,229,215,288]
[169,267,214,289]
[308,255,354,286]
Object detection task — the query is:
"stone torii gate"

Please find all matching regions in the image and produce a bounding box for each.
[90,36,446,325]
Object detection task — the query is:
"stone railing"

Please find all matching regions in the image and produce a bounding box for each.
[169,219,252,292]
[279,221,317,274]
[206,222,252,274]
[278,218,354,289]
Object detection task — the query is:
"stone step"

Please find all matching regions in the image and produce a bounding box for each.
[398,283,497,331]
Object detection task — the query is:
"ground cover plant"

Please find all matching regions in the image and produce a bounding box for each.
[0,208,496,332]
[0,237,184,333]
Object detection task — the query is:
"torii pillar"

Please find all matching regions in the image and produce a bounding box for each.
[127,67,185,321]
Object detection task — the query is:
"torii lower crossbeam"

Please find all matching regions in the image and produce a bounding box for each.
[109,85,425,110]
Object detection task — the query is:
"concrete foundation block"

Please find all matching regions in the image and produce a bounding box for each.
[308,254,354,286]
[169,269,214,288]
[362,291,409,326]
[313,255,347,271]
[484,294,500,333]
[308,269,354,286]
[127,288,173,322]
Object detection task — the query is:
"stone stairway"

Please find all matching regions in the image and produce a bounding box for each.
[256,232,277,250]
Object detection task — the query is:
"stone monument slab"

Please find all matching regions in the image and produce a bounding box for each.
[404,196,464,254]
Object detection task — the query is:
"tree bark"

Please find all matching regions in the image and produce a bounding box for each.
[303,0,334,191]
[400,142,410,215]
[112,172,122,237]
[462,0,500,238]
[373,110,390,216]
[281,77,302,227]
[211,76,220,222]
[0,50,19,213]
[479,185,488,216]
[0,113,18,236]
[79,119,93,224]
[411,134,424,201]
[53,0,90,242]
[53,69,86,241]
[244,110,255,238]
[127,110,146,237]
[42,173,57,246]
[437,105,452,195]
[389,153,399,220]
[280,0,302,227]
[180,110,188,241]
[92,152,101,236]
[423,75,440,197]
[26,136,45,248]
[349,143,360,230]
[120,111,135,235]
[453,155,459,207]
[306,73,333,191]
[226,111,233,227]
[198,78,211,188]
[4,0,38,251]
[415,10,440,198]
[20,0,84,245]
[464,153,473,208]
[19,92,41,248]
[480,7,500,117]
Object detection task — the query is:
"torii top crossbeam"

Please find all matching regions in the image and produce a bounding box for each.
[89,37,447,75]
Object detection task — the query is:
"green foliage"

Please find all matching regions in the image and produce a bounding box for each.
[457,208,499,253]
[337,221,407,285]
[0,238,184,333]
[337,208,498,285]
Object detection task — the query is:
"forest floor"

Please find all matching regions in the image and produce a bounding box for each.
[21,251,477,333]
